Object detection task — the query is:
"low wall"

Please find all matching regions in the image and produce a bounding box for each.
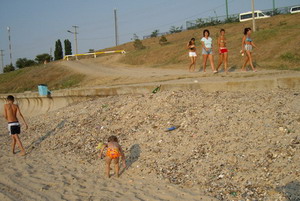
[0,95,92,117]
[0,76,299,117]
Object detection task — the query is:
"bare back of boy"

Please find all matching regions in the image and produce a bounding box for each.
[5,103,19,122]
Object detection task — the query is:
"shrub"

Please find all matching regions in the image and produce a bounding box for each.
[133,39,145,50]
[159,35,169,45]
[169,26,183,34]
[150,30,159,38]
[16,58,36,68]
[3,64,15,73]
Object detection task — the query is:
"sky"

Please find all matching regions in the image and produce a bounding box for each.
[0,0,299,68]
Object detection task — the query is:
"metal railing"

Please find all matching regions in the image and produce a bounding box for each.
[186,5,296,30]
[142,5,298,38]
[63,50,126,61]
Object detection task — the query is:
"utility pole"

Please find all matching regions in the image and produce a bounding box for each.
[0,50,4,73]
[50,47,52,61]
[273,0,275,15]
[7,27,13,65]
[67,26,79,60]
[114,8,119,46]
[225,0,229,20]
[251,0,256,32]
[73,26,78,56]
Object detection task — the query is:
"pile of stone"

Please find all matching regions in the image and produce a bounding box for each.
[23,89,299,200]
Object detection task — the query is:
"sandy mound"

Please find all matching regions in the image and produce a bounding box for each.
[1,89,299,200]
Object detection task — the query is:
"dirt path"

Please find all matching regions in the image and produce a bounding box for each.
[60,56,300,88]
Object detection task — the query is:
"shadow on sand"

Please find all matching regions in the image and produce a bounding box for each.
[120,144,140,176]
[26,120,66,154]
[277,181,300,201]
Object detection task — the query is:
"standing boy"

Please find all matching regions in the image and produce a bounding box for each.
[3,95,28,156]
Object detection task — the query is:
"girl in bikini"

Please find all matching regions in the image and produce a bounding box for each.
[241,27,258,72]
[187,38,197,72]
[99,135,126,178]
[216,29,228,73]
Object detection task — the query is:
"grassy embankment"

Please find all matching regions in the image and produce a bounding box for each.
[108,13,300,70]
[0,62,84,94]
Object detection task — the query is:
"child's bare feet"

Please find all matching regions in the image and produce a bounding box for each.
[19,151,26,156]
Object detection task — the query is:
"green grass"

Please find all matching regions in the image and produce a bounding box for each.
[253,29,278,42]
[280,52,300,63]
[56,74,85,89]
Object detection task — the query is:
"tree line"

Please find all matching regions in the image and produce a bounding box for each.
[3,39,72,73]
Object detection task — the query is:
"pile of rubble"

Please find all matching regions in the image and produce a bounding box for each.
[24,89,299,200]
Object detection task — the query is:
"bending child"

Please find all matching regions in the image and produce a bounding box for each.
[99,135,126,178]
[4,95,28,156]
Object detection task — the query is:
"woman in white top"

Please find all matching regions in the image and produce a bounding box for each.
[201,29,217,73]
[187,38,197,72]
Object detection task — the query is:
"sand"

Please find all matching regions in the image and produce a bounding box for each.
[1,88,299,200]
[0,120,215,201]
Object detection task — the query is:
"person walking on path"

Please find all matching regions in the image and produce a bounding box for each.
[241,27,258,72]
[216,29,228,73]
[201,29,217,73]
[187,38,197,72]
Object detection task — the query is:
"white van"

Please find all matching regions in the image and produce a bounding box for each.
[290,6,300,14]
[239,10,270,22]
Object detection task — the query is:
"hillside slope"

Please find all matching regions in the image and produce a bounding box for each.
[107,13,300,70]
[0,63,84,93]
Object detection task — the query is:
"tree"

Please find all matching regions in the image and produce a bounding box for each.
[169,25,183,33]
[16,58,36,68]
[88,49,95,53]
[150,29,159,38]
[64,39,72,55]
[3,64,15,73]
[35,53,52,64]
[159,35,168,45]
[54,39,63,60]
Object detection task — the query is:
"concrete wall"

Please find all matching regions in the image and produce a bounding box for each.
[0,95,92,117]
[1,76,299,117]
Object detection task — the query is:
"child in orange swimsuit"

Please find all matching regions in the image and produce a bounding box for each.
[99,135,126,178]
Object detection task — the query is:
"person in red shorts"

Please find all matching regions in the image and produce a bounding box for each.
[216,29,229,73]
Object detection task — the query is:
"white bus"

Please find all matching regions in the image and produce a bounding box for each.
[239,10,270,22]
[290,6,300,14]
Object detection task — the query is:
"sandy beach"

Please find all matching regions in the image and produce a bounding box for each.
[0,89,299,200]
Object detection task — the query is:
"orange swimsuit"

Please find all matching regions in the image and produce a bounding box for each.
[106,148,121,159]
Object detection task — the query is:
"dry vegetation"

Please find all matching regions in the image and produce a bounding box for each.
[0,62,85,93]
[106,13,300,70]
